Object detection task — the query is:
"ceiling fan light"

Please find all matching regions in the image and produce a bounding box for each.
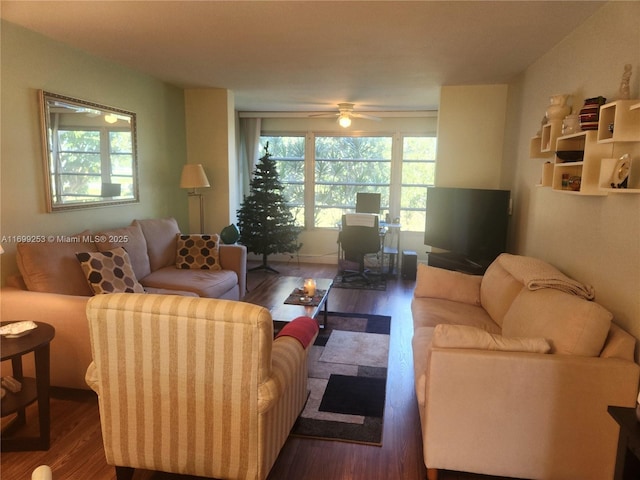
[338,113,352,128]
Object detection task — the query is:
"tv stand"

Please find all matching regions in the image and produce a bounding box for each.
[427,252,490,275]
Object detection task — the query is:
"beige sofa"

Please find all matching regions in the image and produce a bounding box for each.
[412,253,639,480]
[1,217,246,389]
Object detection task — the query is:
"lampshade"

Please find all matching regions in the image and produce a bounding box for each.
[180,164,210,189]
[0,245,4,254]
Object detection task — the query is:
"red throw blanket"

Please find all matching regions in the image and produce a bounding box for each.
[276,316,319,348]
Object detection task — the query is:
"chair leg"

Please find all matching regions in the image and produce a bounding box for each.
[427,468,439,480]
[115,466,135,480]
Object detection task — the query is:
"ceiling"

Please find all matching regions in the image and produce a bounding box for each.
[1,0,605,113]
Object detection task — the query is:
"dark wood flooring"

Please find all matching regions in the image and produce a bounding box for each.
[1,260,511,480]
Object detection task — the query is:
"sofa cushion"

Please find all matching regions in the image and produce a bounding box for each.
[140,266,238,298]
[176,234,221,270]
[502,289,612,356]
[76,247,145,295]
[414,264,481,305]
[95,223,151,279]
[133,217,180,271]
[411,297,501,333]
[432,324,551,353]
[16,231,96,296]
[480,258,525,328]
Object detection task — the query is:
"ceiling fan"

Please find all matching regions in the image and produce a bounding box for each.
[310,103,381,127]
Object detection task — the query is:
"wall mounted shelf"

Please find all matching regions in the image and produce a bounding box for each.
[532,98,639,196]
[597,100,640,143]
[598,156,640,193]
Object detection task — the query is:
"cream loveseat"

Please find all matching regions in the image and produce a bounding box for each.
[411,253,639,480]
[1,217,246,389]
[85,293,318,480]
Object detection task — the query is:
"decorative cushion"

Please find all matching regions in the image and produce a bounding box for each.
[94,222,151,280]
[502,289,612,356]
[176,234,221,270]
[76,247,145,295]
[16,230,96,296]
[133,217,180,271]
[432,324,551,353]
[414,263,482,306]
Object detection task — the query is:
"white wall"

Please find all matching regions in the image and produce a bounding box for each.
[0,21,189,283]
[436,85,509,189]
[505,1,640,356]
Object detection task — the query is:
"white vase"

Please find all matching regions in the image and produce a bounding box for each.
[546,94,571,120]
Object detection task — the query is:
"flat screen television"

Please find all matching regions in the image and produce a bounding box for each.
[424,187,510,264]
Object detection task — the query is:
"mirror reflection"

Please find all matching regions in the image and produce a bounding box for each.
[39,90,139,211]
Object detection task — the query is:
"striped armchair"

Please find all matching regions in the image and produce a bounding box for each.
[85,293,318,480]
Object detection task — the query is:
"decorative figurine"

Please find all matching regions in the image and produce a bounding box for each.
[619,64,632,100]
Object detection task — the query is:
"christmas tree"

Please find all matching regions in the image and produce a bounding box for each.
[237,142,302,273]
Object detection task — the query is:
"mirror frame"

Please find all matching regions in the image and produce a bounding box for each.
[39,90,139,212]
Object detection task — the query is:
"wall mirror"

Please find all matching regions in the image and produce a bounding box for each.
[39,90,139,211]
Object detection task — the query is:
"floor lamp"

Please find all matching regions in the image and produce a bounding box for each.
[180,164,210,234]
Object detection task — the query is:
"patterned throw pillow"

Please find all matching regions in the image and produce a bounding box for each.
[76,247,145,295]
[176,234,221,270]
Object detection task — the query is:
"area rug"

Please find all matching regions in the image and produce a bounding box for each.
[291,311,391,446]
[332,273,387,291]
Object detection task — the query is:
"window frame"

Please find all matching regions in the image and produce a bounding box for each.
[260,130,437,233]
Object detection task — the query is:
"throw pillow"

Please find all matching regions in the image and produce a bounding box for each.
[76,247,145,295]
[432,324,551,354]
[176,234,221,270]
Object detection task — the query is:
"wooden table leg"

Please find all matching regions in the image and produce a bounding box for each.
[34,342,51,450]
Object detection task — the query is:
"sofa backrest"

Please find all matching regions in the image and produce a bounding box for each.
[94,222,151,280]
[133,217,181,272]
[600,323,637,360]
[480,259,524,327]
[16,230,96,296]
[502,288,612,357]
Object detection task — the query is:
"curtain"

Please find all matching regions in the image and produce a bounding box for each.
[238,118,261,198]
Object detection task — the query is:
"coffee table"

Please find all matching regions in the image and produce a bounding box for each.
[243,276,333,327]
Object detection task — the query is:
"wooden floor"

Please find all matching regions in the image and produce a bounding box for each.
[1,260,511,480]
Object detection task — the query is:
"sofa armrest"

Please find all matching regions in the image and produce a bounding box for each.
[0,287,92,389]
[258,332,315,414]
[219,244,247,295]
[424,348,640,479]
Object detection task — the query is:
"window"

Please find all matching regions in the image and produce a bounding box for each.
[315,136,391,228]
[259,136,305,226]
[400,136,437,231]
[259,133,436,232]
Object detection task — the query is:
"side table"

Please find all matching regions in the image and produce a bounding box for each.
[1,321,55,451]
[608,405,640,480]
